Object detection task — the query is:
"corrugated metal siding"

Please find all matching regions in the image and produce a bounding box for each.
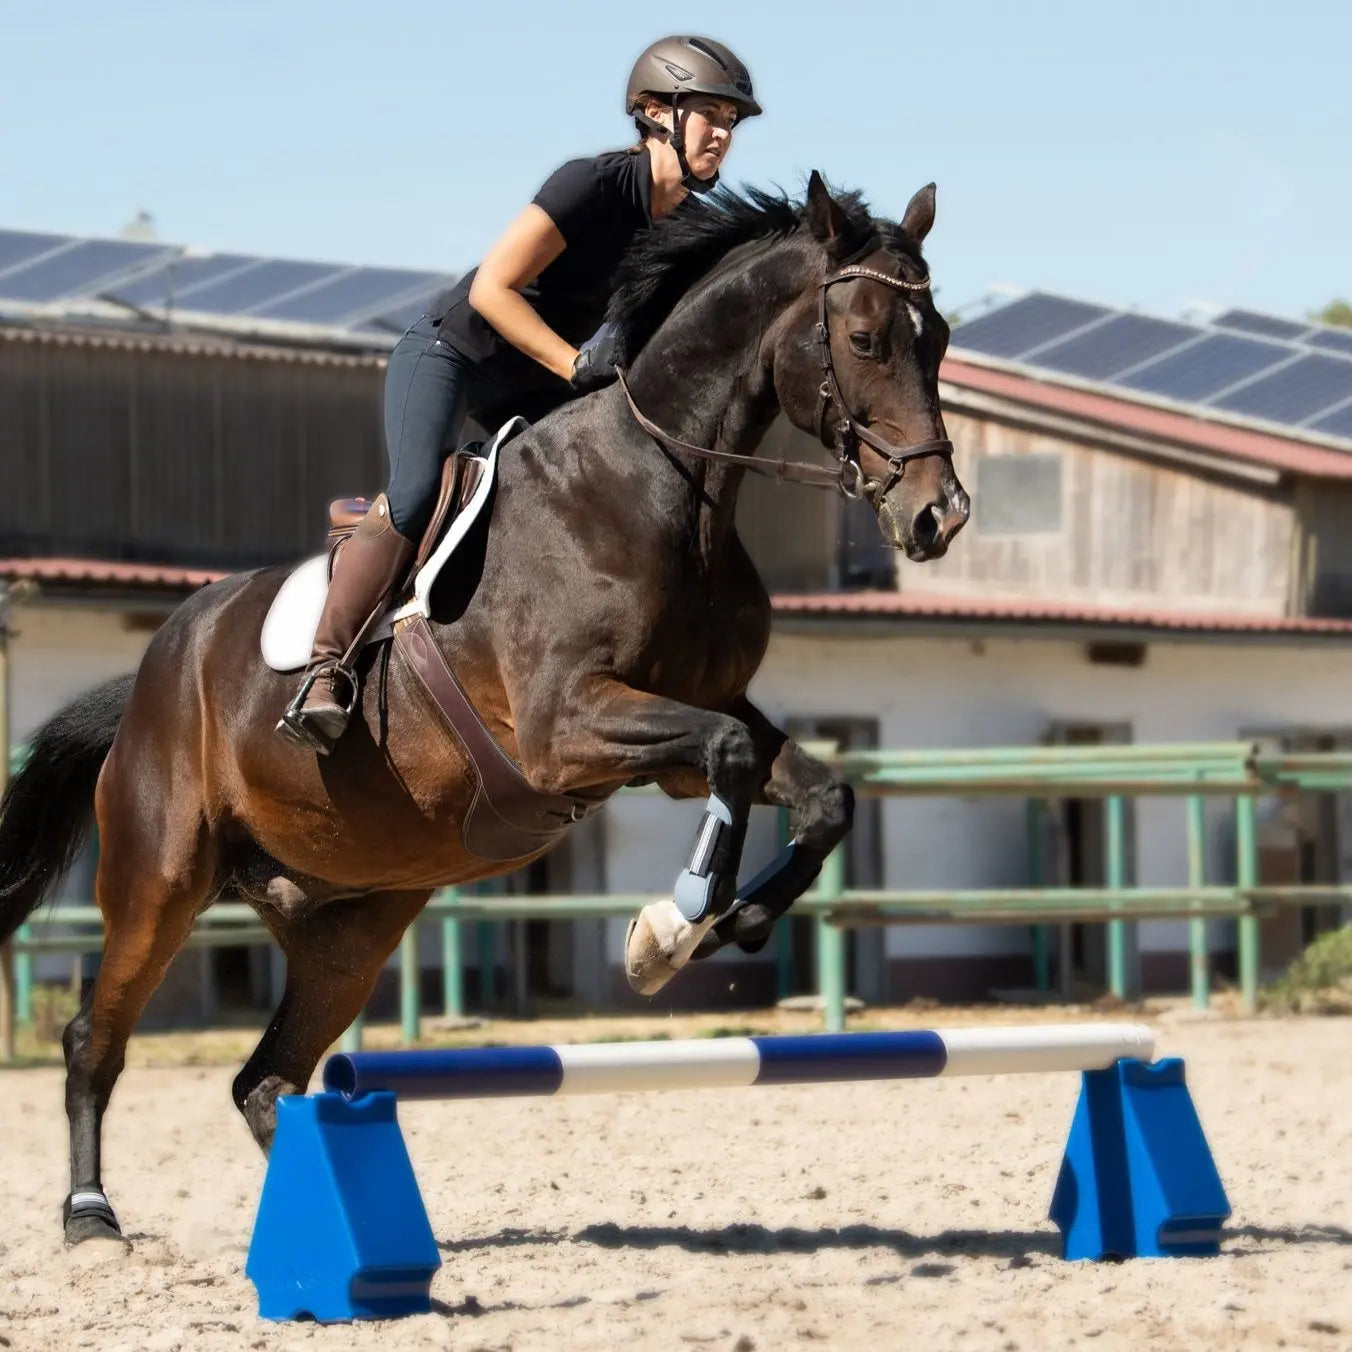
[0,333,385,567]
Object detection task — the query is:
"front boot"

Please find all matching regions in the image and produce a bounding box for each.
[275,494,415,753]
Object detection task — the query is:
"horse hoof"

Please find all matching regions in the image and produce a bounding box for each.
[63,1213,131,1254]
[625,901,716,996]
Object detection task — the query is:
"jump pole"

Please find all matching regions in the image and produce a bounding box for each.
[247,1023,1229,1323]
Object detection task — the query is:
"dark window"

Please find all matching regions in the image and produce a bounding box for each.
[975,453,1063,536]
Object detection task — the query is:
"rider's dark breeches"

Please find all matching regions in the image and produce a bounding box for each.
[382,316,474,540]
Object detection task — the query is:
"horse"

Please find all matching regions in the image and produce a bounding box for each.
[0,172,969,1250]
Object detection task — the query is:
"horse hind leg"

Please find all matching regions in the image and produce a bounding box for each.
[62,806,216,1249]
[231,889,430,1152]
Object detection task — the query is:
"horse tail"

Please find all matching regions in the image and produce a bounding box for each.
[0,672,134,946]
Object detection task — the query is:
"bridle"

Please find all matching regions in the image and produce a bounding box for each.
[614,260,955,500]
[813,264,954,499]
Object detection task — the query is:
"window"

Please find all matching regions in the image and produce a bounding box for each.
[975,452,1063,536]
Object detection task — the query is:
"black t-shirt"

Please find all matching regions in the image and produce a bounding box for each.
[433,147,655,416]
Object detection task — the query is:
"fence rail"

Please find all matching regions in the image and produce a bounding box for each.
[5,740,1352,1055]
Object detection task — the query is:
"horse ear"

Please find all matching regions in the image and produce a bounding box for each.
[899,183,937,244]
[806,170,850,244]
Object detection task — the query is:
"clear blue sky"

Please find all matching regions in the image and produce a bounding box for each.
[2,0,1347,323]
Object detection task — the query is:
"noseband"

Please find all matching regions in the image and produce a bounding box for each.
[614,261,954,500]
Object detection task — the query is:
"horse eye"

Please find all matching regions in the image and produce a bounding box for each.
[849,331,875,357]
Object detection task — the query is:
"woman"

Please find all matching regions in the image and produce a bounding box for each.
[277,35,761,753]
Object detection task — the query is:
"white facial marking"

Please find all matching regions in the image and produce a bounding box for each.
[907,303,924,337]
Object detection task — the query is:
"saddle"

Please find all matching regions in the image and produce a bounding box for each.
[260,418,525,674]
[260,417,594,861]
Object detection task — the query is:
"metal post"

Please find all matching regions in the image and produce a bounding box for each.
[0,587,13,1059]
[0,944,11,1062]
[441,892,464,1019]
[477,921,495,1008]
[1186,794,1210,1010]
[1235,794,1260,1015]
[340,1011,365,1054]
[1105,795,1129,999]
[1027,799,1050,991]
[15,924,32,1025]
[400,925,420,1046]
[816,844,847,1033]
[774,806,795,999]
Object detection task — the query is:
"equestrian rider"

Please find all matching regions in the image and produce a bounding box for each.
[277,36,762,753]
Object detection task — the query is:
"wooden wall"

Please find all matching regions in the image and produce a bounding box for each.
[911,411,1298,615]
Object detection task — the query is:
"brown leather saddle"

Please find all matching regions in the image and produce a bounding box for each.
[326,448,488,582]
[321,446,595,863]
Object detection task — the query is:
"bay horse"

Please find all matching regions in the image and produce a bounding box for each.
[0,172,968,1250]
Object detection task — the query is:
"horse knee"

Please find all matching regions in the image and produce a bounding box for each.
[705,719,761,800]
[800,779,854,850]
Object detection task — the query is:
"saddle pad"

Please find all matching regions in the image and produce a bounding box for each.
[260,416,524,673]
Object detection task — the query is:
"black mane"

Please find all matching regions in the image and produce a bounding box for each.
[606,183,880,359]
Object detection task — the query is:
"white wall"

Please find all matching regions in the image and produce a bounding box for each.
[10,603,154,744]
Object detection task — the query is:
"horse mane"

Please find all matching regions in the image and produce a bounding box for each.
[606,182,883,360]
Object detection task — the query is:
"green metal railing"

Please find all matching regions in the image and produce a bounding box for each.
[6,740,1352,1054]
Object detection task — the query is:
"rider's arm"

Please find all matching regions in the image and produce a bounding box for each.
[468,206,578,382]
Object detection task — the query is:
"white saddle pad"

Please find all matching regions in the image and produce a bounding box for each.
[260,417,524,672]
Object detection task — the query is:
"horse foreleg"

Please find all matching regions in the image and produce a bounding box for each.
[688,701,853,962]
[231,889,431,1152]
[514,682,767,995]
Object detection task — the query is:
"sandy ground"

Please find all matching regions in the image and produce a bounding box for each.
[1,1007,1351,1352]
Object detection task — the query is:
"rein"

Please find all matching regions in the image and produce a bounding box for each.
[615,262,955,500]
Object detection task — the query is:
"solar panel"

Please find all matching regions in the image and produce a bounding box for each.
[106,254,258,308]
[172,260,343,315]
[251,267,448,325]
[0,230,69,277]
[1212,353,1352,425]
[1304,327,1352,358]
[950,293,1110,360]
[1306,401,1352,441]
[355,297,436,335]
[1211,308,1309,341]
[1118,333,1289,403]
[1027,313,1197,381]
[0,239,172,302]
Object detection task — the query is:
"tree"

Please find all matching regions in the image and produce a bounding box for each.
[1311,299,1352,329]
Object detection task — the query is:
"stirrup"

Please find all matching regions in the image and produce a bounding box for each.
[274,663,360,754]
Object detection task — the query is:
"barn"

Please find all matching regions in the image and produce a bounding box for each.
[3,227,1352,1018]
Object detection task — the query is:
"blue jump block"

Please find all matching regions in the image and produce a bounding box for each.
[1051,1057,1230,1261]
[246,1092,440,1322]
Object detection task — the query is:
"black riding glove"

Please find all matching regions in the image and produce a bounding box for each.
[569,324,622,394]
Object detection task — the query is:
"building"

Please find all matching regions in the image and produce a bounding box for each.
[4,229,1352,1018]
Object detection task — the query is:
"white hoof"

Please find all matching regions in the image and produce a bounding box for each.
[625,901,717,995]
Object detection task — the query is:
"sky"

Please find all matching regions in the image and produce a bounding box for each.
[2,0,1347,325]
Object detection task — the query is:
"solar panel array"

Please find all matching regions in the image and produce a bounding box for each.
[0,227,456,346]
[949,291,1352,449]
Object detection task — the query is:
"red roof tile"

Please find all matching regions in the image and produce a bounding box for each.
[771,590,1352,636]
[941,356,1352,480]
[0,557,226,589]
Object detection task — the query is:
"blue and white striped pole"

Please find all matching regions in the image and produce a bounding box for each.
[322,1023,1156,1101]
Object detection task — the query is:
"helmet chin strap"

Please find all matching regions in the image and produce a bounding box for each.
[637,95,719,194]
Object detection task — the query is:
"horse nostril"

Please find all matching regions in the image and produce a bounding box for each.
[911,502,942,547]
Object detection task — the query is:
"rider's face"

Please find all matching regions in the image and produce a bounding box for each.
[680,98,737,179]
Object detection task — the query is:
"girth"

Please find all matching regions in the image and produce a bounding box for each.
[395,618,595,862]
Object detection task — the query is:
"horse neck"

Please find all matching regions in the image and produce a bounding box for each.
[620,242,815,559]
